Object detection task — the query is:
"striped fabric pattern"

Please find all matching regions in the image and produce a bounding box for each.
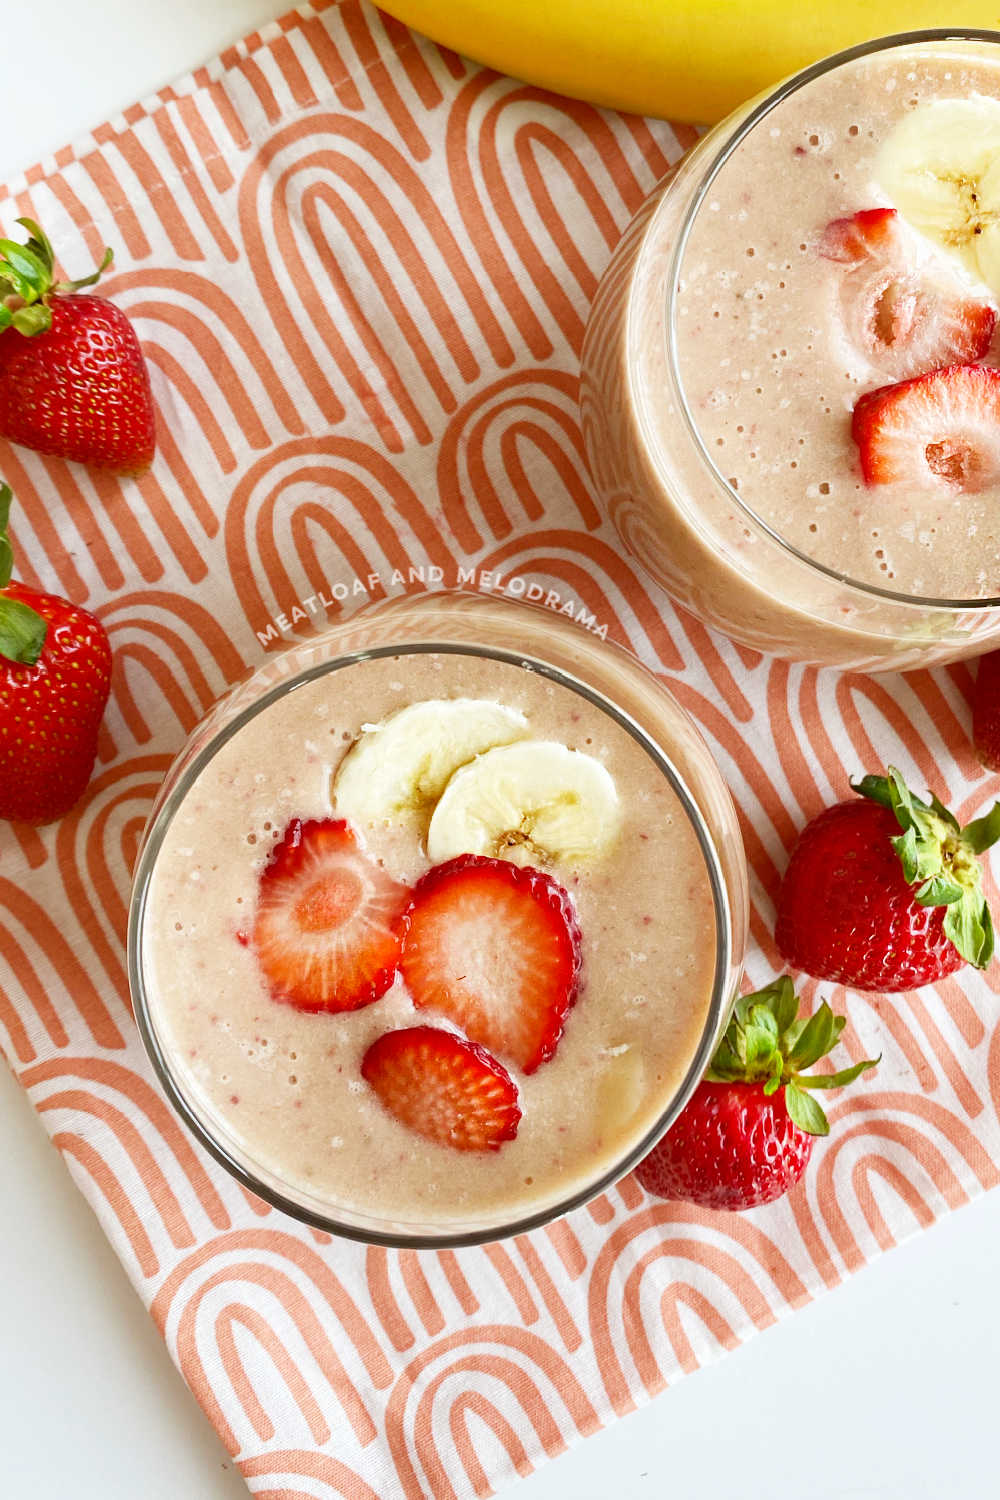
[2,3,1000,1496]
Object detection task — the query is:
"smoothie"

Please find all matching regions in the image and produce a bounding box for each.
[581,33,1000,666]
[137,644,722,1234]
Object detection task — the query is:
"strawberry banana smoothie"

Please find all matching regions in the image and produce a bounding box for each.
[581,33,1000,666]
[138,645,723,1234]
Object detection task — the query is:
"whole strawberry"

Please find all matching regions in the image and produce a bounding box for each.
[973,649,1000,773]
[635,977,877,1211]
[0,219,154,474]
[0,483,112,823]
[776,767,1000,991]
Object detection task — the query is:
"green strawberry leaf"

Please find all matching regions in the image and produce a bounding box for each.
[914,874,965,907]
[944,894,994,969]
[704,1035,742,1082]
[765,975,799,1034]
[852,772,896,812]
[929,792,962,834]
[785,1081,829,1137]
[15,218,54,276]
[892,825,919,883]
[0,592,46,665]
[747,1001,779,1041]
[733,990,754,1029]
[706,979,878,1122]
[962,803,1000,856]
[764,1047,785,1094]
[982,903,996,968]
[57,245,113,294]
[856,766,1000,972]
[0,238,50,302]
[0,482,12,587]
[742,1019,778,1072]
[785,1001,836,1071]
[797,1056,881,1089]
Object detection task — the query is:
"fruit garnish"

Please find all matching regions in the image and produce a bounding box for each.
[0,217,155,474]
[819,205,899,264]
[399,853,582,1073]
[819,208,996,380]
[776,766,1000,991]
[634,976,878,1211]
[426,739,622,867]
[973,649,1000,773]
[851,364,1000,491]
[876,97,1000,297]
[333,697,528,831]
[0,481,112,825]
[361,1025,521,1152]
[253,817,410,1012]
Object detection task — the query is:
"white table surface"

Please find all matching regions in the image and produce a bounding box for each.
[2,5,999,1496]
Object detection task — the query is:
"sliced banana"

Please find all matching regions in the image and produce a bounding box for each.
[333,698,528,829]
[877,96,1000,295]
[595,1046,646,1139]
[426,739,622,867]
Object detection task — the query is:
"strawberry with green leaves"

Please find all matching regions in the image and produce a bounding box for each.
[0,218,155,475]
[0,482,112,824]
[776,767,1000,991]
[635,978,878,1211]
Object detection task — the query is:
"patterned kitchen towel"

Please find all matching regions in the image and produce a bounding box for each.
[1,2,998,1496]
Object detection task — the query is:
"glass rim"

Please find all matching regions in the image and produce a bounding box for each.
[661,26,1000,612]
[127,627,737,1250]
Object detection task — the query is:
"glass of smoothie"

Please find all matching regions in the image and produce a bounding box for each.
[128,593,748,1247]
[582,29,1000,670]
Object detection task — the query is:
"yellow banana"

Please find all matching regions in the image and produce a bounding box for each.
[379,2,1000,123]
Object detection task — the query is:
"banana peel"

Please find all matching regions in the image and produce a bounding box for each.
[378,2,1000,123]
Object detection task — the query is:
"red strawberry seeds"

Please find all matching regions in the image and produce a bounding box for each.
[400,854,582,1073]
[362,1025,521,1152]
[820,208,996,381]
[852,364,1000,492]
[253,818,409,1012]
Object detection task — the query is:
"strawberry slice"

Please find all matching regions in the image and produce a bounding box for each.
[253,818,409,1012]
[399,855,582,1074]
[361,1025,521,1152]
[820,208,996,379]
[851,364,1000,491]
[820,206,899,264]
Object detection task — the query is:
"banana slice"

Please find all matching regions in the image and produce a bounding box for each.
[333,699,528,829]
[426,739,622,867]
[877,96,1000,295]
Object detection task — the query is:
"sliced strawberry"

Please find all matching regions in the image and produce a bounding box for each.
[819,206,899,264]
[399,855,582,1074]
[852,364,1000,491]
[820,208,996,379]
[361,1025,521,1152]
[253,818,409,1013]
